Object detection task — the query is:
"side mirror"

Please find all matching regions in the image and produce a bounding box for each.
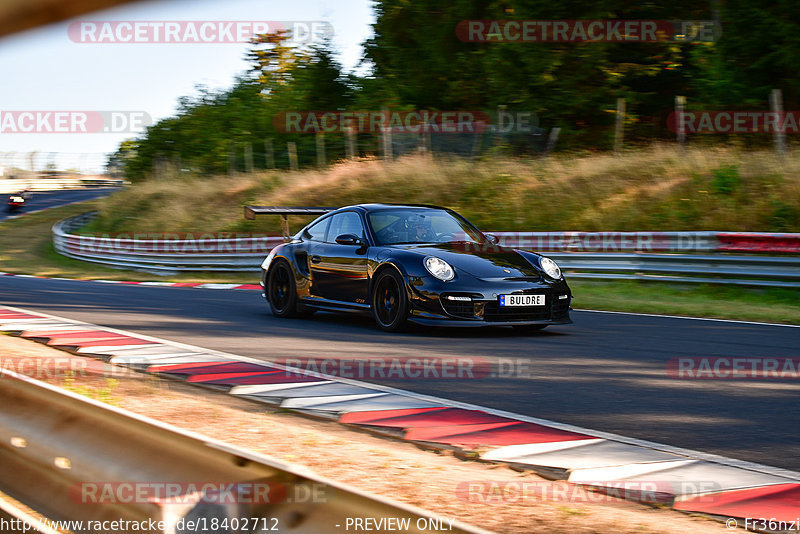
[335,233,364,246]
[485,233,500,245]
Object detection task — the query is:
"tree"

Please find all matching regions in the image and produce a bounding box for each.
[365,0,715,145]
[112,33,354,179]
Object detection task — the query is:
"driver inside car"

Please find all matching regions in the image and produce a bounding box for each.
[407,214,435,242]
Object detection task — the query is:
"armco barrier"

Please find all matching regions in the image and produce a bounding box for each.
[0,369,487,534]
[547,252,800,287]
[52,213,800,286]
[53,213,283,272]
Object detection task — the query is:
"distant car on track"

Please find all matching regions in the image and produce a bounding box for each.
[6,194,26,213]
[248,204,572,332]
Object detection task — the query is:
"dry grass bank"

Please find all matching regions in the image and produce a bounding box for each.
[85,145,800,235]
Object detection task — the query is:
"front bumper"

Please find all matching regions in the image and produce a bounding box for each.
[407,274,573,327]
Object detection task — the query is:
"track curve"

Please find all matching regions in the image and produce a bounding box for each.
[0,188,119,222]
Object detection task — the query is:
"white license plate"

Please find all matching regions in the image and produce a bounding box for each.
[499,294,545,307]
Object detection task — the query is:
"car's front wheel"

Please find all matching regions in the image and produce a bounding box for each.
[371,269,409,332]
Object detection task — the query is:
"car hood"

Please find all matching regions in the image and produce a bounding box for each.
[396,242,542,279]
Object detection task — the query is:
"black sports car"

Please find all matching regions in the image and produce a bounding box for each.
[248,204,572,332]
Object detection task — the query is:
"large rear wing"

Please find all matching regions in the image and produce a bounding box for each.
[244,206,337,240]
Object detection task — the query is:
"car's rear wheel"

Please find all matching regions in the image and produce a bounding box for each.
[371,269,409,332]
[267,259,307,318]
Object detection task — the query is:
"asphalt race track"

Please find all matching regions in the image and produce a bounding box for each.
[0,276,797,471]
[0,188,118,222]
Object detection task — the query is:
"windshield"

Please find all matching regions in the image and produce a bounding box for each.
[368,208,486,246]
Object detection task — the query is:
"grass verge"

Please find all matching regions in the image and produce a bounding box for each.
[570,279,800,325]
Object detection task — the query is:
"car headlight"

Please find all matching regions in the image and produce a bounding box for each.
[540,257,562,279]
[261,248,277,272]
[424,256,455,281]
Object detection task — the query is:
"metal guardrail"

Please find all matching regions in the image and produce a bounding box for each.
[548,252,800,288]
[53,213,282,273]
[0,369,488,534]
[52,213,800,286]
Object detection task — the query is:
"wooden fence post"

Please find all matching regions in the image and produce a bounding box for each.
[420,113,430,155]
[345,124,356,159]
[381,107,393,160]
[545,127,561,156]
[316,133,326,167]
[287,142,299,171]
[244,142,254,173]
[675,96,686,149]
[614,98,626,154]
[264,139,274,169]
[770,89,786,157]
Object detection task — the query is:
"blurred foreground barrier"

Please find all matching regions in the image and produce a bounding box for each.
[53,213,800,286]
[0,369,486,534]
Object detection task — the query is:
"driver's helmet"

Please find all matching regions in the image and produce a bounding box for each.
[406,213,432,236]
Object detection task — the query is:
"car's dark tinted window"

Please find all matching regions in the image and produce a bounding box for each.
[325,211,365,243]
[303,217,330,242]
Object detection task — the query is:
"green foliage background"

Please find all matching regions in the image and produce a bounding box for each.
[109,1,800,180]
